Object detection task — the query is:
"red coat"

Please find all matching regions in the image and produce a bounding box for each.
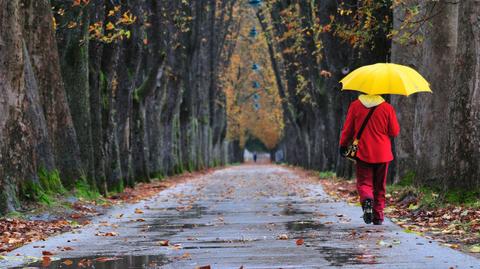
[340,100,400,163]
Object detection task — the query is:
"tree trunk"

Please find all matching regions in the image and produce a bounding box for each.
[391,1,458,186]
[1,0,57,212]
[22,0,83,187]
[447,1,480,190]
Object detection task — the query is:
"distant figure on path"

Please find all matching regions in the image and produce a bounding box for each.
[253,152,257,163]
[339,94,400,225]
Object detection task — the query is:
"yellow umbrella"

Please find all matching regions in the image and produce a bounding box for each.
[340,63,432,96]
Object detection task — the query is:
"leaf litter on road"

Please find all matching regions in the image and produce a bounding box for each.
[317,172,480,256]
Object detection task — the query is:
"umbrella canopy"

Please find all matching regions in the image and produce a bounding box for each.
[340,63,432,96]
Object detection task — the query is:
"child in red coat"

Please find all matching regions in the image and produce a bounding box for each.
[339,95,400,225]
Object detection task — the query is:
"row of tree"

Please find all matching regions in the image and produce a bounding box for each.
[0,0,240,214]
[222,3,284,159]
[1,0,478,214]
[257,0,479,190]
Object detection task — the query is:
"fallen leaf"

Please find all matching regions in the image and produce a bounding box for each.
[62,259,73,266]
[442,243,460,249]
[180,252,191,259]
[158,240,169,246]
[95,232,118,237]
[42,256,52,267]
[377,240,392,248]
[169,243,182,250]
[296,238,304,246]
[134,208,144,214]
[196,265,211,269]
[469,244,480,253]
[78,258,93,267]
[70,213,84,219]
[277,234,289,240]
[42,250,54,256]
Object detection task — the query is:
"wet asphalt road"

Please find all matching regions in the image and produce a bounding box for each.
[3,165,479,268]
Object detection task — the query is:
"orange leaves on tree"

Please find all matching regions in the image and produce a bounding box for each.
[118,11,137,25]
[322,24,332,33]
[320,70,332,78]
[222,6,284,150]
[106,22,115,31]
[67,21,78,29]
[53,1,135,44]
[72,0,90,7]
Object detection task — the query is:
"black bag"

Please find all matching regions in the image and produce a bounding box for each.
[344,106,378,162]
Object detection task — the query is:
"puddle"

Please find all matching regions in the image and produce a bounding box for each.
[152,204,208,217]
[277,201,312,216]
[199,238,262,244]
[183,245,248,249]
[280,207,311,216]
[286,220,326,231]
[149,222,208,230]
[317,246,380,266]
[145,204,212,232]
[12,254,170,269]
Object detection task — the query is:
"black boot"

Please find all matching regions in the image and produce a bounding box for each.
[362,199,373,224]
[373,219,383,225]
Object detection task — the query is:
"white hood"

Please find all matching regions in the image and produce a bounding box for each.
[358,94,385,108]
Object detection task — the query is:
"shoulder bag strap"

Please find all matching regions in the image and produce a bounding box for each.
[356,105,378,140]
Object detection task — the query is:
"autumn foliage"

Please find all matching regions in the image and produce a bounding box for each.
[223,4,284,150]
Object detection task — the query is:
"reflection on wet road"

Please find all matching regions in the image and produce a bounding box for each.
[6,165,480,268]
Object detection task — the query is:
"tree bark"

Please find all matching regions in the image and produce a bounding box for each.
[22,0,83,187]
[391,1,458,186]
[447,1,480,190]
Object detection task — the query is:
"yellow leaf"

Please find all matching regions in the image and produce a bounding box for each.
[67,21,78,29]
[469,245,480,253]
[52,16,57,30]
[62,260,73,266]
[106,22,115,31]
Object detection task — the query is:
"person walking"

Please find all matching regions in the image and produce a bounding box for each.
[339,94,400,225]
